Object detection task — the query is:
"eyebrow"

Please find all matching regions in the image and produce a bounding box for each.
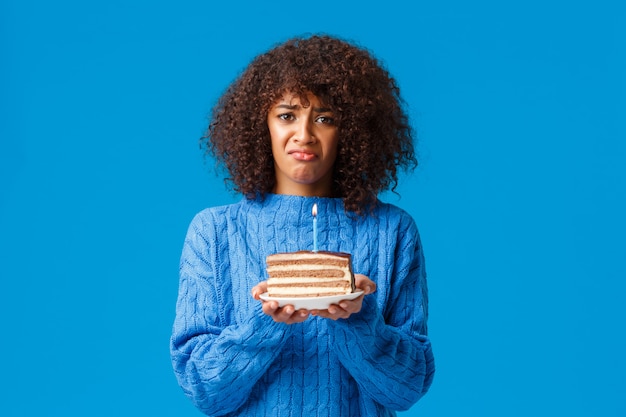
[274,104,333,113]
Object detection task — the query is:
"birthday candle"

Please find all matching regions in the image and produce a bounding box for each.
[312,203,318,252]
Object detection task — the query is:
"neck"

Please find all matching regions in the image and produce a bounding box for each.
[272,179,334,197]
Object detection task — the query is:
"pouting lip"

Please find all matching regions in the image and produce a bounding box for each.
[287,148,316,155]
[287,149,318,159]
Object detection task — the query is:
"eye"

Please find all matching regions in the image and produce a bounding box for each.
[316,115,335,125]
[278,113,295,121]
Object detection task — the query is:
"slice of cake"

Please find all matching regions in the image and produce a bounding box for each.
[266,251,356,298]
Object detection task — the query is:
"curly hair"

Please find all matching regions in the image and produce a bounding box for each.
[204,34,417,215]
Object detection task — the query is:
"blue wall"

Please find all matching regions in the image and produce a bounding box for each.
[1,1,624,415]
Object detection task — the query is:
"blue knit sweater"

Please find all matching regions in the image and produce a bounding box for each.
[171,194,434,416]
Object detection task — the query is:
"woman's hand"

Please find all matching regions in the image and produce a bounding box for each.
[252,274,376,323]
[310,274,376,320]
[252,281,310,324]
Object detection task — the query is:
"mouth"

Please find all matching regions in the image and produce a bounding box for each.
[288,150,317,162]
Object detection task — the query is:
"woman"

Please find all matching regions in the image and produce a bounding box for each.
[171,34,434,416]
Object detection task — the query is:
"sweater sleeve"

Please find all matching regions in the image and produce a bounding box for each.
[170,211,291,416]
[329,216,435,411]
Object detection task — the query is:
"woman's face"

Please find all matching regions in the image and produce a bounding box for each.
[267,92,339,197]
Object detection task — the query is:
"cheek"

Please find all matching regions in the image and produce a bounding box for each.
[326,136,340,163]
[268,122,289,142]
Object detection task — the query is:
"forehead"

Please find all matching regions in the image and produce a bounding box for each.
[270,91,329,109]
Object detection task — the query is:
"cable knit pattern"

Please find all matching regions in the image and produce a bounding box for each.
[171,194,434,416]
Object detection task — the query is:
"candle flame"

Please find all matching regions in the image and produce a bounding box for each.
[312,203,318,217]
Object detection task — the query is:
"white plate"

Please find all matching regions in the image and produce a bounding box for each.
[259,291,364,311]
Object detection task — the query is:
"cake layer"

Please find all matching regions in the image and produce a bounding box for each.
[268,290,350,298]
[268,270,345,278]
[268,280,350,287]
[266,251,355,298]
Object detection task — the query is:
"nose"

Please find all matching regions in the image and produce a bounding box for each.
[293,119,315,144]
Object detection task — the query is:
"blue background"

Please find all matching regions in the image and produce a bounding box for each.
[1,1,624,415]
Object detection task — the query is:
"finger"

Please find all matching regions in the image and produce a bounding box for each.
[361,282,375,295]
[326,304,351,320]
[252,281,268,299]
[339,301,361,314]
[274,304,300,322]
[278,304,295,317]
[310,308,330,318]
[275,306,309,324]
[354,274,376,295]
[290,309,310,323]
[262,300,279,315]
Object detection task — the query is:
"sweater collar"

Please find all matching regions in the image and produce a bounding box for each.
[241,194,346,226]
[256,193,344,212]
